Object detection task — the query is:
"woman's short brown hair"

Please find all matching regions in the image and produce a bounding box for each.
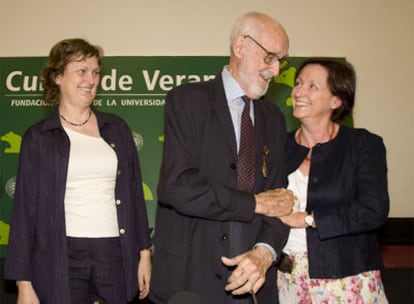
[41,38,102,104]
[296,57,356,122]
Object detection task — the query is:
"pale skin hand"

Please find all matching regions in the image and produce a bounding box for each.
[221,246,274,295]
[137,249,152,299]
[279,211,316,228]
[16,281,39,304]
[254,188,295,217]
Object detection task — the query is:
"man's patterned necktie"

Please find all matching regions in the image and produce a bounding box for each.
[237,96,256,193]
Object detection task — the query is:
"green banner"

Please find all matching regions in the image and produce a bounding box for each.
[0,56,349,258]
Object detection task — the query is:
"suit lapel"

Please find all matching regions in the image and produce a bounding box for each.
[253,99,266,190]
[209,75,268,191]
[210,74,238,157]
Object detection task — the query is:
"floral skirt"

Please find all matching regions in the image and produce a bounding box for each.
[277,252,388,304]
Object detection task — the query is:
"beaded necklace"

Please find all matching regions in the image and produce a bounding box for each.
[60,110,92,127]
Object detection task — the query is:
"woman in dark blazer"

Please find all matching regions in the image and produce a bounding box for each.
[277,58,389,303]
[5,38,152,304]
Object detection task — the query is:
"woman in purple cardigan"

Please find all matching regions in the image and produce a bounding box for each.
[5,38,152,304]
[277,58,389,303]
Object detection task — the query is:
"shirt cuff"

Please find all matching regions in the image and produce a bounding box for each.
[253,243,277,261]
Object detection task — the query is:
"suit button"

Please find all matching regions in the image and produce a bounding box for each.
[116,199,121,205]
[230,163,236,170]
[117,170,122,176]
[312,177,318,183]
[215,273,222,280]
[221,234,228,240]
[119,228,126,234]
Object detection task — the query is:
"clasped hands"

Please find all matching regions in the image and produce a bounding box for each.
[254,188,295,217]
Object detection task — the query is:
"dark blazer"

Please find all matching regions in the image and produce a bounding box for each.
[286,125,389,278]
[4,108,151,303]
[150,74,289,303]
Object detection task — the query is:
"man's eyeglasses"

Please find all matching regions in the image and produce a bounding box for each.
[243,35,288,66]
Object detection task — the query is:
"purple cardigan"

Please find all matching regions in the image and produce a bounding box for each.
[5,108,151,303]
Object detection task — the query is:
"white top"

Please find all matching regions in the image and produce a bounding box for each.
[64,127,119,237]
[283,169,309,255]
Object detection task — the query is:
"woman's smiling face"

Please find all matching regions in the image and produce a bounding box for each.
[55,55,100,107]
[291,64,341,122]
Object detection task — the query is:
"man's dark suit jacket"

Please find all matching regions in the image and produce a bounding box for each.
[150,73,289,303]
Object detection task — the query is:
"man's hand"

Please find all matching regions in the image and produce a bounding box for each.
[254,188,295,217]
[221,246,273,295]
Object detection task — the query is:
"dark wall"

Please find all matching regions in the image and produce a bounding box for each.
[379,217,414,303]
[0,259,17,303]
